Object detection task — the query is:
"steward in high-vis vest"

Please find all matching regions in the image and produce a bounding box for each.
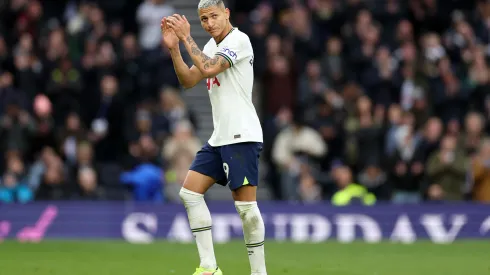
[332,183,376,206]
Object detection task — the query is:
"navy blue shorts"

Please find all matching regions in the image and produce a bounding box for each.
[189,142,263,190]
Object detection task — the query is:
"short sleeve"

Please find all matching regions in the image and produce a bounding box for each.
[215,33,252,67]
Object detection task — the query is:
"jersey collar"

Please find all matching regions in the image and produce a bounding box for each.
[216,27,236,46]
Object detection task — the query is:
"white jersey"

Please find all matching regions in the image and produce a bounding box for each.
[202,28,263,147]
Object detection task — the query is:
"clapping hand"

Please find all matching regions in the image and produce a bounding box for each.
[161,17,179,49]
[165,14,191,41]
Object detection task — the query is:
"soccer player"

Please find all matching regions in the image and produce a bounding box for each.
[161,1,267,275]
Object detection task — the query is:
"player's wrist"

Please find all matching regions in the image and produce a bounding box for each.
[168,45,180,52]
[183,35,193,44]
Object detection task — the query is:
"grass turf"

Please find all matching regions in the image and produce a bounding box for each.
[1,240,489,274]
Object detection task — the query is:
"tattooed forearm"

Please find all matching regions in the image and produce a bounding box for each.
[201,54,210,63]
[187,36,206,61]
[220,57,227,68]
[183,35,229,76]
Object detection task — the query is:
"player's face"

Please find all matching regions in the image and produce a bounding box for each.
[198,5,230,38]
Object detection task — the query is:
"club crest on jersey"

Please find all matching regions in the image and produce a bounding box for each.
[206,77,221,90]
[220,47,237,60]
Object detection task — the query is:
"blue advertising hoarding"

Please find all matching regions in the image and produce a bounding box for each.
[1,202,489,244]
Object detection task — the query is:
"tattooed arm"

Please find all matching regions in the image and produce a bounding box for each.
[166,14,231,78]
[161,17,203,89]
[182,35,230,78]
[168,46,204,89]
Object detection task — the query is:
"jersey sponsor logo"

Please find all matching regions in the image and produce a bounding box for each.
[220,47,238,60]
[206,76,221,90]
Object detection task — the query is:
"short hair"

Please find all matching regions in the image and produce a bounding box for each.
[198,0,225,10]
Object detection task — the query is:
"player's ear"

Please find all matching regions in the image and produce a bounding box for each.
[225,8,230,20]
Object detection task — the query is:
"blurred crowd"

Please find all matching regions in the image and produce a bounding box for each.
[1,0,490,204]
[0,0,201,203]
[232,0,490,203]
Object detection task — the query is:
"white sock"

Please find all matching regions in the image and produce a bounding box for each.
[179,188,217,270]
[235,201,267,275]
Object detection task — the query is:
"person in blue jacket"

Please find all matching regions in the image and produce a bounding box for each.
[120,163,165,202]
[0,172,33,204]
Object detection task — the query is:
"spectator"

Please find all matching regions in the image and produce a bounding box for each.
[57,112,87,166]
[312,96,345,168]
[136,0,175,52]
[0,100,35,157]
[358,163,389,200]
[162,119,201,202]
[30,94,56,159]
[88,74,126,162]
[0,152,33,203]
[289,5,322,71]
[72,141,98,194]
[297,59,328,107]
[75,166,102,200]
[272,110,327,201]
[0,172,33,203]
[460,112,487,156]
[321,37,346,88]
[331,165,376,206]
[131,106,155,141]
[388,121,426,204]
[344,96,383,170]
[361,46,398,107]
[355,98,384,170]
[263,54,297,117]
[162,120,201,165]
[119,33,142,100]
[470,138,490,202]
[120,134,164,203]
[155,87,197,134]
[298,164,322,203]
[46,56,82,124]
[466,47,489,113]
[427,135,467,201]
[34,147,69,200]
[385,104,403,156]
[419,117,443,161]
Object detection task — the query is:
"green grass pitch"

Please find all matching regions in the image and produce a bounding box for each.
[1,240,489,274]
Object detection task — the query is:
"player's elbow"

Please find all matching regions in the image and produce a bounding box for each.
[180,78,199,89]
[201,71,217,79]
[181,82,195,89]
[200,67,221,79]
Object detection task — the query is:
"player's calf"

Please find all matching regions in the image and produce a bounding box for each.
[179,187,217,270]
[235,200,267,275]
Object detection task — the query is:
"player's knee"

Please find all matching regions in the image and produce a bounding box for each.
[179,187,186,202]
[235,201,263,225]
[243,210,260,229]
[179,187,204,206]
